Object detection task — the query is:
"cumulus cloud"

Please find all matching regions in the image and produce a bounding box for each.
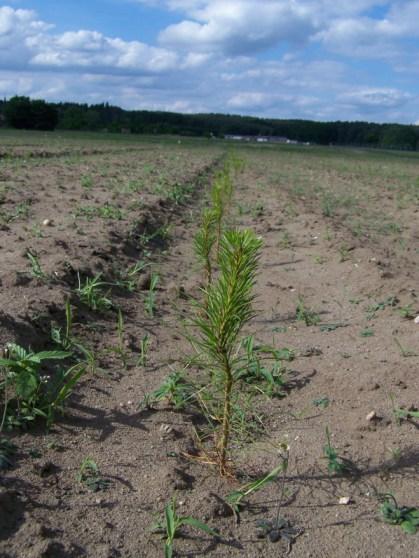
[159,1,317,54]
[0,5,180,74]
[29,31,179,73]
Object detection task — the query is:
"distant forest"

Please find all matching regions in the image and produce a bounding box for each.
[1,95,419,150]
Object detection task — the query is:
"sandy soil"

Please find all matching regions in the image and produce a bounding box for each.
[0,134,418,557]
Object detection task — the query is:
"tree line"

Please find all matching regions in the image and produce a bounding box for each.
[1,95,419,150]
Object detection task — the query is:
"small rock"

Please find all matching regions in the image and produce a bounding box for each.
[414,316,419,324]
[42,219,52,226]
[339,497,351,505]
[366,411,381,422]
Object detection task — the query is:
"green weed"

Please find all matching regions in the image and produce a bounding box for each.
[114,260,148,292]
[77,457,110,492]
[144,272,159,317]
[138,334,151,367]
[0,343,84,429]
[152,497,217,558]
[398,304,415,319]
[296,297,320,326]
[380,494,419,534]
[226,461,287,519]
[76,273,112,311]
[145,371,195,410]
[360,327,374,337]
[26,251,45,279]
[323,427,353,475]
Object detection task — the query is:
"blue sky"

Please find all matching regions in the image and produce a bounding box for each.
[1,1,419,123]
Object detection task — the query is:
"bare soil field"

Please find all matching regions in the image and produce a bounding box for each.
[0,131,418,557]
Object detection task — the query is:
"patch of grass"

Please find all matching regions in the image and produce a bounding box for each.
[236,336,289,398]
[145,371,195,410]
[313,396,330,409]
[296,297,320,326]
[323,427,353,475]
[226,461,287,520]
[74,203,124,221]
[398,304,415,319]
[366,296,398,320]
[26,250,46,279]
[114,260,148,292]
[76,273,112,311]
[80,175,93,189]
[1,200,31,223]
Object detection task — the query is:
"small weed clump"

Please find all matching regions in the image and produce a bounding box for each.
[77,457,110,492]
[0,343,85,429]
[296,297,320,326]
[76,273,112,311]
[152,497,217,558]
[323,427,355,475]
[226,462,286,519]
[380,494,419,534]
[26,251,46,279]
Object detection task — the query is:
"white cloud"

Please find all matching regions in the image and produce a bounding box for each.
[159,1,317,54]
[0,6,180,74]
[29,31,179,72]
[340,87,413,109]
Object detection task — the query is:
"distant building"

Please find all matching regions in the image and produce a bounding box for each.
[224,134,295,143]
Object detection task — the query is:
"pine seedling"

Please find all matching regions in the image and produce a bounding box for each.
[194,208,217,288]
[211,169,234,255]
[193,229,262,474]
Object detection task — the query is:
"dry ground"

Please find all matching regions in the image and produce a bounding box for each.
[0,131,418,557]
